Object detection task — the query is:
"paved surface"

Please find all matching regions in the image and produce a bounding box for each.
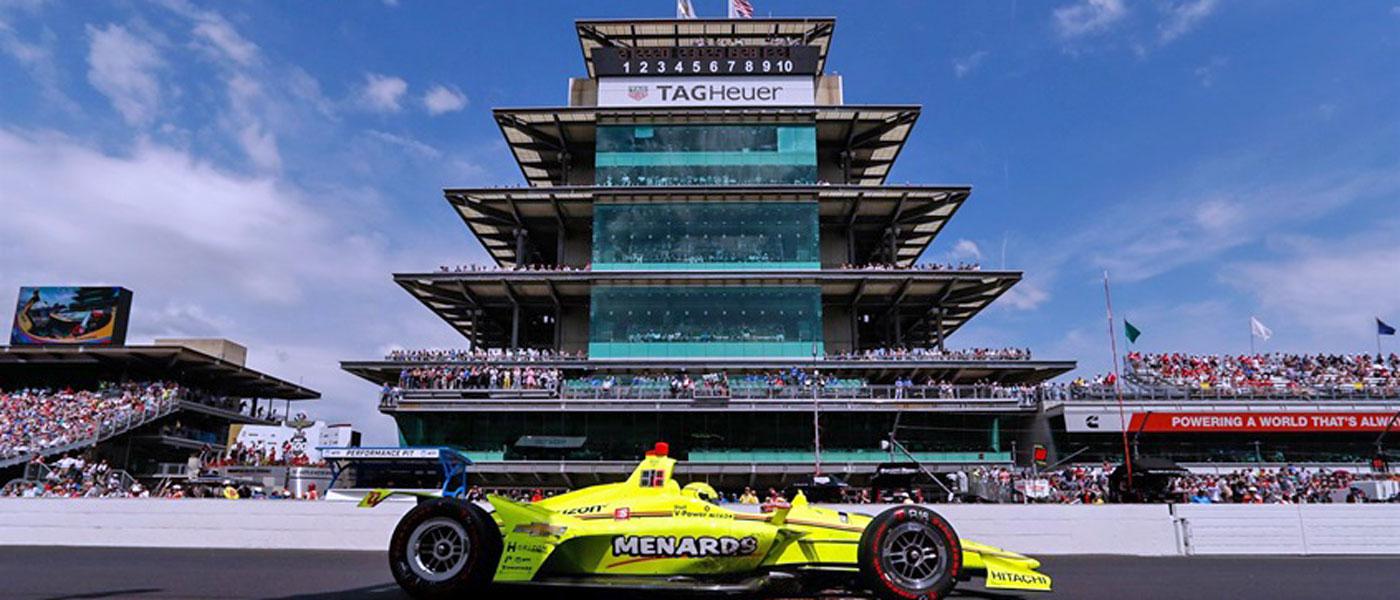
[3,547,1398,599]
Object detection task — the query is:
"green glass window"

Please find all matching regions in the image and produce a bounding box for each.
[596,124,817,186]
[592,202,819,270]
[589,286,823,358]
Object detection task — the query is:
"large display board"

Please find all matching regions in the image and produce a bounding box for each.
[10,286,133,346]
[598,76,813,108]
[593,45,821,77]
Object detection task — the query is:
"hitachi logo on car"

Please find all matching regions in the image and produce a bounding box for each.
[612,535,759,558]
[652,83,784,102]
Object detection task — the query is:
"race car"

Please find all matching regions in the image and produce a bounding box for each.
[363,443,1051,599]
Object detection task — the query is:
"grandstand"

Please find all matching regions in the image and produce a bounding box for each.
[1056,352,1400,466]
[341,16,1076,489]
[0,341,318,483]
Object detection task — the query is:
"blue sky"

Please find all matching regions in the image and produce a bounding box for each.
[1,0,1397,443]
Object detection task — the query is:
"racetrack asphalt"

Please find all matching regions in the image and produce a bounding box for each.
[3,547,1396,600]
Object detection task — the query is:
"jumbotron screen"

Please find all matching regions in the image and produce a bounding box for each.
[10,286,133,346]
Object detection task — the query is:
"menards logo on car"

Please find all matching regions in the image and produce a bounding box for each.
[611,535,758,558]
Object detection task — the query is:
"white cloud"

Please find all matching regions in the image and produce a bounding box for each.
[359,72,408,113]
[0,21,78,113]
[1053,0,1127,38]
[191,18,258,66]
[951,51,988,79]
[950,239,984,261]
[1001,279,1050,311]
[1160,0,1220,44]
[1193,56,1228,87]
[85,23,165,126]
[365,129,442,158]
[423,84,467,115]
[1225,224,1400,342]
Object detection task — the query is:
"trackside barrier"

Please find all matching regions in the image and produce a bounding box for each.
[3,499,1400,555]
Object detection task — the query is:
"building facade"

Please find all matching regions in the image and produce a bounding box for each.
[343,18,1075,489]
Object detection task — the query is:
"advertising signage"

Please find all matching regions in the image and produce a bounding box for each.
[10,286,133,346]
[598,76,813,108]
[593,45,821,77]
[1064,407,1400,433]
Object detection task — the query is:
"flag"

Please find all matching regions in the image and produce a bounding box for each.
[1250,316,1273,341]
[1380,318,1397,336]
[729,0,754,18]
[1124,320,1142,344]
[676,0,696,19]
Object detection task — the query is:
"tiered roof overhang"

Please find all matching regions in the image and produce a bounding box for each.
[394,269,1018,350]
[575,18,837,78]
[446,185,968,268]
[494,105,918,188]
[0,345,320,400]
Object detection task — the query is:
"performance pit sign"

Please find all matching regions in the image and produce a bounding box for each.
[1064,407,1399,433]
[598,76,813,107]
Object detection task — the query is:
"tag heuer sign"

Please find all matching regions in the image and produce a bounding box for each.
[598,76,813,107]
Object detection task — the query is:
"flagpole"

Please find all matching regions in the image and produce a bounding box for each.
[1102,271,1133,490]
[1250,319,1255,355]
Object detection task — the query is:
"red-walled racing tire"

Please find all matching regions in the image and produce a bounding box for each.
[857,505,962,600]
[388,498,501,599]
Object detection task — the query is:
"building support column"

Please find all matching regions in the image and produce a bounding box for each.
[934,308,945,352]
[893,312,903,346]
[511,304,521,349]
[515,227,528,267]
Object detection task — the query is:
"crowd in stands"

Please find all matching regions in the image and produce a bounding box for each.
[0,382,181,463]
[385,347,582,362]
[0,455,142,498]
[206,440,326,468]
[830,347,1032,361]
[839,262,981,271]
[396,365,562,391]
[1125,352,1400,392]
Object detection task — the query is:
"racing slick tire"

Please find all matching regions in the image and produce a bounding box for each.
[857,505,962,600]
[389,498,502,599]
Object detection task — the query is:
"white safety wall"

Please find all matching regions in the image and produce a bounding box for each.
[4,499,1400,555]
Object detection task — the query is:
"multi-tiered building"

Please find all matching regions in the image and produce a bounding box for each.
[343,17,1074,490]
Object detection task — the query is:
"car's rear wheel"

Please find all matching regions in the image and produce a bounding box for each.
[857,505,961,600]
[389,498,500,599]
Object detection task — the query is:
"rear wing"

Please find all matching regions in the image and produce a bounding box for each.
[320,446,473,500]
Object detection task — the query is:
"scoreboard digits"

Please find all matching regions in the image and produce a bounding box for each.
[595,46,820,77]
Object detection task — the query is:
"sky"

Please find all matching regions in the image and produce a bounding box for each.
[1,0,1397,445]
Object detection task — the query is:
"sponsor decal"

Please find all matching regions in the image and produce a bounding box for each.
[640,469,666,488]
[560,504,604,515]
[505,541,548,554]
[1085,415,1100,429]
[672,504,733,519]
[613,507,631,520]
[627,85,648,101]
[512,523,567,538]
[989,570,1051,587]
[611,535,759,559]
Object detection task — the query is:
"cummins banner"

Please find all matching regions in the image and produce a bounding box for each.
[598,76,814,107]
[1064,406,1399,433]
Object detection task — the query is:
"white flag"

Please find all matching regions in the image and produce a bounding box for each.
[676,0,696,19]
[1250,316,1273,341]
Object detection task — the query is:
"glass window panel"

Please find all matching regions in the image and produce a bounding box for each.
[589,286,823,358]
[596,124,817,186]
[593,202,819,270]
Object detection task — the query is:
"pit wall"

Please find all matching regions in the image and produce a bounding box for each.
[2,499,1399,555]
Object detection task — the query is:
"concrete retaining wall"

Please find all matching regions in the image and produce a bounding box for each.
[2,499,1398,555]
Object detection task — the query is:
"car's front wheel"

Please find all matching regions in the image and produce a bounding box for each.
[389,498,501,599]
[857,505,962,600]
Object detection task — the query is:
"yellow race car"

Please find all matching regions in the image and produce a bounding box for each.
[366,443,1051,599]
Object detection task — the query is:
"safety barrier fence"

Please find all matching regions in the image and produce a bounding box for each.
[3,499,1399,555]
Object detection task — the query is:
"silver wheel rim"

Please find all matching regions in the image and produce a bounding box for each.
[880,521,949,590]
[407,517,470,582]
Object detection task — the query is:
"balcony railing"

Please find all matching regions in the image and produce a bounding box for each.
[1070,383,1400,403]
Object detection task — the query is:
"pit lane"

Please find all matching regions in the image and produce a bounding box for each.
[3,547,1395,599]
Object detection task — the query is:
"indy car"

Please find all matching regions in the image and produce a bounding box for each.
[361,443,1052,599]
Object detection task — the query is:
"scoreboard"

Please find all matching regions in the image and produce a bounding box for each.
[594,45,821,77]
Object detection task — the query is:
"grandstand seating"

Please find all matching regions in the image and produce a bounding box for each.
[0,383,182,469]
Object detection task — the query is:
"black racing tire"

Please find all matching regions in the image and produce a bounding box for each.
[389,498,501,599]
[857,505,962,600]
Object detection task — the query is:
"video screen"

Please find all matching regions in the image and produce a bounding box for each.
[10,286,133,346]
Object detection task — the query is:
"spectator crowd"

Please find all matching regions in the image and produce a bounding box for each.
[1125,352,1400,393]
[385,347,582,362]
[1,382,181,463]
